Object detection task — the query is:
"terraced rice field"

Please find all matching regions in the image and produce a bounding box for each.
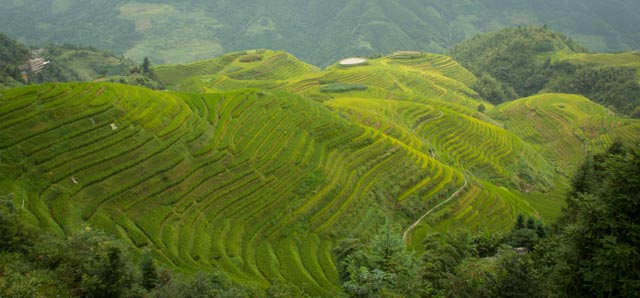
[490,93,640,173]
[3,50,640,295]
[1,82,472,294]
[387,52,477,87]
[325,97,555,193]
[155,50,320,92]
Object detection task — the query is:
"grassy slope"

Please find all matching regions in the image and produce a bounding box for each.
[155,50,320,92]
[559,51,640,67]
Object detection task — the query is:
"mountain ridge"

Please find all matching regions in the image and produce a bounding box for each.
[2,0,640,66]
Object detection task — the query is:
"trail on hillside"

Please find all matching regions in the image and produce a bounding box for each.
[403,178,468,242]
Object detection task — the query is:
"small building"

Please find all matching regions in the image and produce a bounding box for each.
[28,58,50,73]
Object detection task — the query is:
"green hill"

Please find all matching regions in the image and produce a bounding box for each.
[2,1,640,66]
[489,93,640,174]
[155,50,320,92]
[450,27,640,115]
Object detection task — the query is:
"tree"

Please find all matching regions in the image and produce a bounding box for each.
[141,250,159,290]
[549,142,640,296]
[149,271,253,298]
[341,222,425,297]
[0,197,32,252]
[472,231,502,258]
[508,215,546,250]
[477,103,486,113]
[421,231,477,294]
[443,248,545,298]
[55,228,137,298]
[514,214,525,230]
[492,250,544,298]
[142,57,152,75]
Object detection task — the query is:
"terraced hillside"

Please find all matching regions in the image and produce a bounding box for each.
[159,51,484,112]
[153,48,640,252]
[490,93,640,174]
[558,51,640,68]
[155,50,320,92]
[3,48,640,295]
[0,82,482,294]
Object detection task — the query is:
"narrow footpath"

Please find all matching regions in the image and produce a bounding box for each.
[403,178,468,242]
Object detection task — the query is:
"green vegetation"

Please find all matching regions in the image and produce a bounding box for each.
[450,26,640,115]
[489,93,640,173]
[0,33,29,88]
[2,1,640,66]
[319,83,368,93]
[337,141,640,296]
[547,141,640,296]
[1,83,460,295]
[0,198,252,297]
[1,24,639,295]
[0,33,165,90]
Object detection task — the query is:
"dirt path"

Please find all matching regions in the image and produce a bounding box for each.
[403,178,468,242]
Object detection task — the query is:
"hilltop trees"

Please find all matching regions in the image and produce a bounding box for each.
[0,33,30,87]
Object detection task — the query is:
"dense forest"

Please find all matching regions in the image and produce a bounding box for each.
[1,0,640,65]
[2,142,638,297]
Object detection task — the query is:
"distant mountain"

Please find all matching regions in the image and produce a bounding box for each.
[1,0,639,66]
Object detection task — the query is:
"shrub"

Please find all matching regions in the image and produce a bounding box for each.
[319,83,368,93]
